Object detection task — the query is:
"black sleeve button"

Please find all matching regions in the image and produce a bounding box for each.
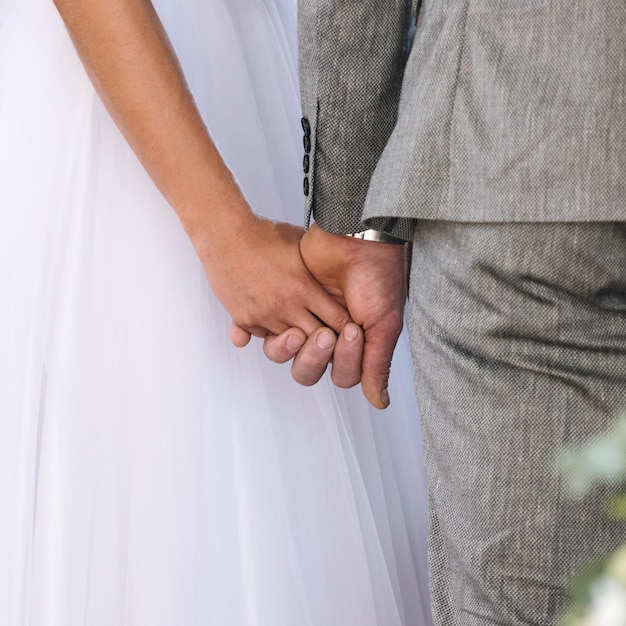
[303,135,311,154]
[303,154,310,174]
[301,117,311,136]
[303,176,310,196]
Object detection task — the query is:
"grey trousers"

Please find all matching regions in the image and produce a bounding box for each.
[408,221,626,626]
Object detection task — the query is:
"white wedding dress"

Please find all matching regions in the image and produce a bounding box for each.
[0,1,431,625]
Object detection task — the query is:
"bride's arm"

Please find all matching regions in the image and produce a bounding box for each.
[52,0,351,344]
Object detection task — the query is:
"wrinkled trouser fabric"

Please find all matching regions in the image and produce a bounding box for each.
[408,221,626,626]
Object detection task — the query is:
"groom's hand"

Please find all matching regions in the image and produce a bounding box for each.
[295,223,408,409]
[261,322,365,387]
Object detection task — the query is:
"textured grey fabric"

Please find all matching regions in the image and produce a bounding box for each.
[299,0,626,239]
[298,0,413,236]
[408,221,626,626]
[298,2,626,623]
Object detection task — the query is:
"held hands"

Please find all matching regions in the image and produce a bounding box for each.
[193,209,351,346]
[52,0,401,404]
[264,223,409,410]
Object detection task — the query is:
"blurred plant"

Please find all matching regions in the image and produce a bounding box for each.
[559,411,626,626]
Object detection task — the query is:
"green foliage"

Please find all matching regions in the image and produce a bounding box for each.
[559,412,626,498]
[562,558,612,626]
[605,495,626,521]
[558,411,626,626]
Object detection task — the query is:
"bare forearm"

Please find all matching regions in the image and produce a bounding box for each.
[53,0,250,245]
[52,0,354,342]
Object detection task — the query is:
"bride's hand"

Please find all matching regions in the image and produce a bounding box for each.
[51,0,349,346]
[192,208,352,345]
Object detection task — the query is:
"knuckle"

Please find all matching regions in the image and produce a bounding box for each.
[366,359,392,380]
[333,310,351,331]
[262,338,279,359]
[292,355,328,386]
[298,352,327,372]
[232,310,255,330]
[331,372,359,389]
[292,366,324,387]
[292,373,314,387]
[293,279,310,298]
[271,294,288,317]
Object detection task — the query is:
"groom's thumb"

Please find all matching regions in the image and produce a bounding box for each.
[360,321,402,410]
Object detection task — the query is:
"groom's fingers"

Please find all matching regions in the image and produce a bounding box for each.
[263,327,307,363]
[330,323,364,388]
[290,327,336,386]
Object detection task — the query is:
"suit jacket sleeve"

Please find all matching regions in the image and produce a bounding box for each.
[298,0,414,235]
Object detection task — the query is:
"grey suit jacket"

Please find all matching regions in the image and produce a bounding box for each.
[298,0,626,241]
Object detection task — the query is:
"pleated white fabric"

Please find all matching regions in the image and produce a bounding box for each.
[0,1,431,625]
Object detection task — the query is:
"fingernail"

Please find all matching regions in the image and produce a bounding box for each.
[316,330,334,350]
[380,388,390,408]
[286,334,304,351]
[344,325,358,341]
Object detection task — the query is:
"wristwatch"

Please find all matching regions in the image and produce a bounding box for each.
[343,229,407,244]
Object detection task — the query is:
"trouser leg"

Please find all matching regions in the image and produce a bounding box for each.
[408,221,626,626]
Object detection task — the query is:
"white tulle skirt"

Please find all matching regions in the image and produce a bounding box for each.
[0,1,431,624]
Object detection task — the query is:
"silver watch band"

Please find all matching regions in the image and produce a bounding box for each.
[343,229,407,244]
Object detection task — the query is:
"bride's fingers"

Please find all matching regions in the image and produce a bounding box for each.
[293,309,328,338]
[263,327,307,363]
[230,322,252,348]
[230,323,271,346]
[230,322,252,347]
[230,284,344,354]
[306,284,351,335]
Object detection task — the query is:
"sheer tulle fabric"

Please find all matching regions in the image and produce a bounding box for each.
[0,1,431,624]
